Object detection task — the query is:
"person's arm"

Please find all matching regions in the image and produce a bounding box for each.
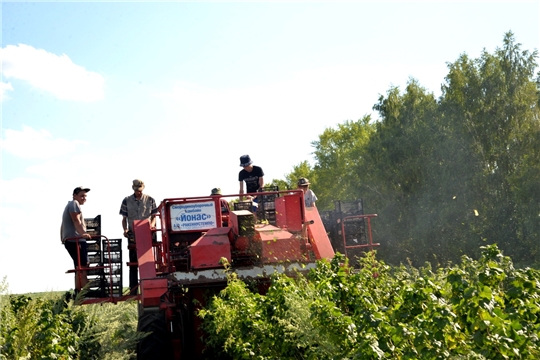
[122,215,129,237]
[120,197,129,236]
[239,181,245,200]
[70,212,91,239]
[150,197,158,229]
[258,177,264,191]
[239,181,244,195]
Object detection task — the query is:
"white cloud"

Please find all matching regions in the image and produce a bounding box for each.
[1,44,104,102]
[147,62,450,192]
[0,81,14,102]
[157,62,446,125]
[1,125,89,159]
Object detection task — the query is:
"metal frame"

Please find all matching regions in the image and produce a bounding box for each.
[65,235,138,304]
[340,214,379,258]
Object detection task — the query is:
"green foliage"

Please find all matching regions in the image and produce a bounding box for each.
[200,245,540,359]
[268,161,316,191]
[311,116,376,209]
[267,178,290,191]
[79,300,140,360]
[0,280,138,360]
[284,32,540,267]
[439,32,540,264]
[0,291,81,359]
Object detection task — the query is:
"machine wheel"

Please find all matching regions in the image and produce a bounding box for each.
[137,309,174,360]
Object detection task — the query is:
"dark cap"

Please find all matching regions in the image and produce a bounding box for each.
[73,186,90,195]
[297,178,310,186]
[239,154,253,167]
[211,188,221,195]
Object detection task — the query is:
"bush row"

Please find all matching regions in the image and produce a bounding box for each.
[0,283,139,360]
[200,245,540,359]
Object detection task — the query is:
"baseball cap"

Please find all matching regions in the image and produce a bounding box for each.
[73,186,91,195]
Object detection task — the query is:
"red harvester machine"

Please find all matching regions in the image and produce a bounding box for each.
[68,188,379,359]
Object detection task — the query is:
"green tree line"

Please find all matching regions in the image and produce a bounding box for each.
[280,32,540,267]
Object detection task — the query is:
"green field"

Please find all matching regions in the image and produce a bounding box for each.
[2,245,540,359]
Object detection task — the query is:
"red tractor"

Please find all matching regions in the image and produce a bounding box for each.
[68,189,378,359]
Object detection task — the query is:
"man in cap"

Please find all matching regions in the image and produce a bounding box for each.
[297,177,317,207]
[119,179,158,295]
[238,154,265,200]
[61,186,92,293]
[211,188,231,226]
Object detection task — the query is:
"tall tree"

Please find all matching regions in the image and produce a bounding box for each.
[310,116,375,209]
[269,161,315,191]
[365,80,446,264]
[440,31,540,263]
[283,32,540,267]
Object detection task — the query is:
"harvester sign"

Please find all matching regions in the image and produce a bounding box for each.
[170,202,217,231]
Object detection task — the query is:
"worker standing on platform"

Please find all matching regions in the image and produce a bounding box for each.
[119,179,157,295]
[238,154,264,199]
[61,186,92,293]
[297,177,317,207]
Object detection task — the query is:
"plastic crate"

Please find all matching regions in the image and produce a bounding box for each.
[343,218,367,246]
[103,252,121,263]
[106,286,123,297]
[103,274,123,297]
[86,240,101,252]
[334,200,364,216]
[84,215,101,236]
[102,238,121,252]
[104,276,122,288]
[86,266,104,276]
[234,201,253,211]
[88,253,102,264]
[101,238,123,296]
[103,263,122,275]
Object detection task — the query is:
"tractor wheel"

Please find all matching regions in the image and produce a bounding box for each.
[137,309,174,360]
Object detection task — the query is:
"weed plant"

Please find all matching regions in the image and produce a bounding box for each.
[0,278,139,360]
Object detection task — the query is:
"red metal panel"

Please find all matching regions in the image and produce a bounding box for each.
[140,278,168,307]
[190,227,231,269]
[134,219,156,279]
[257,225,305,262]
[275,194,303,232]
[234,236,250,252]
[229,210,255,236]
[305,206,335,259]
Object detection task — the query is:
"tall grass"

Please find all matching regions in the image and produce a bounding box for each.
[0,277,140,360]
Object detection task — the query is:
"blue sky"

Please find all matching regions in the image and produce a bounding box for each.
[1,1,539,294]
